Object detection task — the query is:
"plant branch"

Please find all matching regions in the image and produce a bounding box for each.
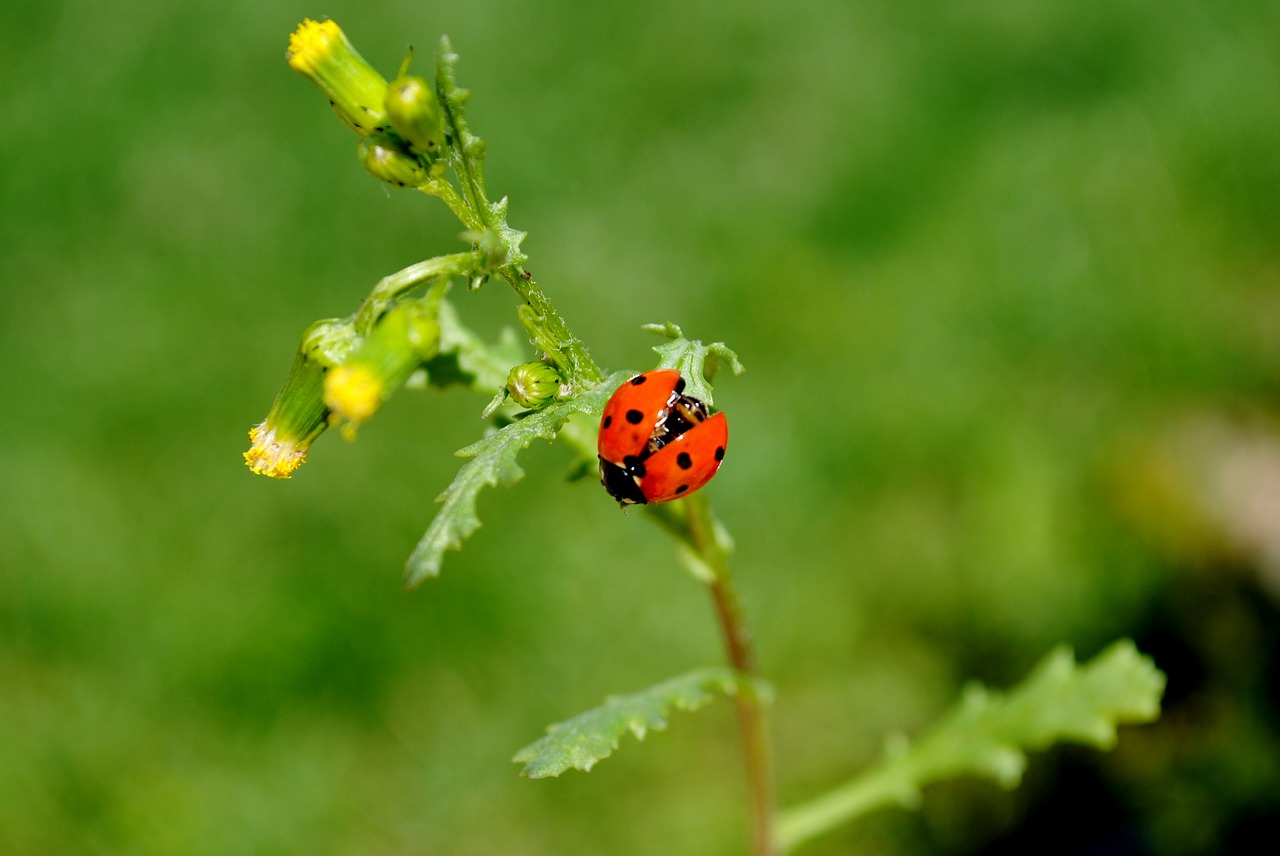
[430,37,603,388]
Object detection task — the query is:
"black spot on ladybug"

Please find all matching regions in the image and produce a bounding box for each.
[602,415,612,429]
[625,409,644,424]
[715,446,725,461]
[676,484,689,494]
[676,452,693,470]
[630,375,647,386]
[674,377,686,394]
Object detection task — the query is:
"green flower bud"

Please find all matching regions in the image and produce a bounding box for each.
[324,298,442,433]
[505,361,568,410]
[358,133,429,188]
[385,75,445,157]
[286,19,389,137]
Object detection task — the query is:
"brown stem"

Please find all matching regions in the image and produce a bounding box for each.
[682,494,776,856]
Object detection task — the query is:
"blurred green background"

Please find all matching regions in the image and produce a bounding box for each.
[3,0,1279,853]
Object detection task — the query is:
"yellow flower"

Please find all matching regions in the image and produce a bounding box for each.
[243,349,329,479]
[286,19,389,137]
[244,319,359,479]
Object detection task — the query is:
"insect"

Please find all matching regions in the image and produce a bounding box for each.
[597,369,728,505]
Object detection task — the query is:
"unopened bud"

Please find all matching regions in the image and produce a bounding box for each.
[358,133,429,188]
[324,298,442,432]
[385,75,445,157]
[505,361,567,410]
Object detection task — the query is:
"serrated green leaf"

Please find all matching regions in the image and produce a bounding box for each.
[435,37,487,211]
[403,372,629,586]
[513,667,765,778]
[423,299,525,394]
[648,331,744,408]
[776,640,1165,852]
[916,640,1165,787]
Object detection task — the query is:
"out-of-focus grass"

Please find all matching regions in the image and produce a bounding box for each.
[1,1,1278,853]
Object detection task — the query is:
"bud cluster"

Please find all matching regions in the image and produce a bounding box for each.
[287,19,447,188]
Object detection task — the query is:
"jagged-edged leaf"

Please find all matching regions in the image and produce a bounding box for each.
[513,668,764,778]
[403,372,628,587]
[776,640,1165,851]
[911,639,1165,788]
[644,324,744,407]
[422,299,525,393]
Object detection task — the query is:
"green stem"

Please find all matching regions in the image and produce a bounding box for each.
[417,177,479,231]
[498,267,604,385]
[774,762,919,853]
[353,251,482,335]
[432,34,760,846]
[431,40,603,388]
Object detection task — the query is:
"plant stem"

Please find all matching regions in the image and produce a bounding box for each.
[774,763,917,852]
[431,41,603,388]
[418,177,478,230]
[498,267,604,385]
[678,493,776,856]
[433,37,759,844]
[353,251,482,334]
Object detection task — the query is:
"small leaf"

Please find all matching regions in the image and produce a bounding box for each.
[403,372,629,586]
[513,668,763,778]
[649,331,744,407]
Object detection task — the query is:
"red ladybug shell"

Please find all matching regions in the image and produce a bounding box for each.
[598,369,683,464]
[597,370,728,505]
[637,411,727,503]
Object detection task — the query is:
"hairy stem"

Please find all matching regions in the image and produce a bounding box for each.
[417,177,478,231]
[498,267,604,385]
[431,39,603,388]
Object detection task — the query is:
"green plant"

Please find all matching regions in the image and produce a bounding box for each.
[246,19,1167,854]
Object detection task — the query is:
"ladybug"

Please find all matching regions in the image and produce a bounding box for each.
[597,369,728,506]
